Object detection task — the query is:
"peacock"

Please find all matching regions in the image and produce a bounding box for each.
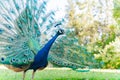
[0,0,100,80]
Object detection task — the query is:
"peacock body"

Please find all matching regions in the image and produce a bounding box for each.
[0,0,99,80]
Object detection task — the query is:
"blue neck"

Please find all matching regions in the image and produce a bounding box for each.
[43,33,59,51]
[35,33,59,60]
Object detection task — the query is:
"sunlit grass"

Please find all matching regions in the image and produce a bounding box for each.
[0,68,120,80]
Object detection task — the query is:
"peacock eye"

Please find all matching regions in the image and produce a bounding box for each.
[15,59,19,62]
[10,59,13,63]
[1,57,5,62]
[0,29,4,34]
[71,64,74,66]
[57,62,61,65]
[6,46,12,50]
[64,63,67,66]
[28,58,32,61]
[12,58,16,62]
[7,25,12,30]
[8,37,14,42]
[9,58,15,63]
[23,59,27,63]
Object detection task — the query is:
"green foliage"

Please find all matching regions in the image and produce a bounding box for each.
[113,0,120,24]
[94,0,120,69]
[95,26,116,48]
[95,38,120,69]
[66,0,120,69]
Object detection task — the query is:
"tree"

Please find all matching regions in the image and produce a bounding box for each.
[66,0,120,68]
[96,0,120,69]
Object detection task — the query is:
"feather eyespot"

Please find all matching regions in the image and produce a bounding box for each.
[23,59,27,63]
[1,57,5,62]
[11,58,16,62]
[8,37,14,42]
[7,25,12,29]
[71,64,74,66]
[15,59,19,62]
[57,62,59,64]
[22,43,27,49]
[67,64,70,66]
[6,46,11,50]
[64,63,68,66]
[28,58,32,61]
[10,59,13,63]
[0,29,4,34]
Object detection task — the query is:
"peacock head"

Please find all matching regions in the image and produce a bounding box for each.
[57,29,64,35]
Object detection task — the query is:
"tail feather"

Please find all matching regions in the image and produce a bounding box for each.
[49,29,99,71]
[48,55,86,69]
[0,0,65,69]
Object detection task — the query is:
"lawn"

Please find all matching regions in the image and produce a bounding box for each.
[0,68,120,80]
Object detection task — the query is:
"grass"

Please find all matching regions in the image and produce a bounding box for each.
[0,68,120,80]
